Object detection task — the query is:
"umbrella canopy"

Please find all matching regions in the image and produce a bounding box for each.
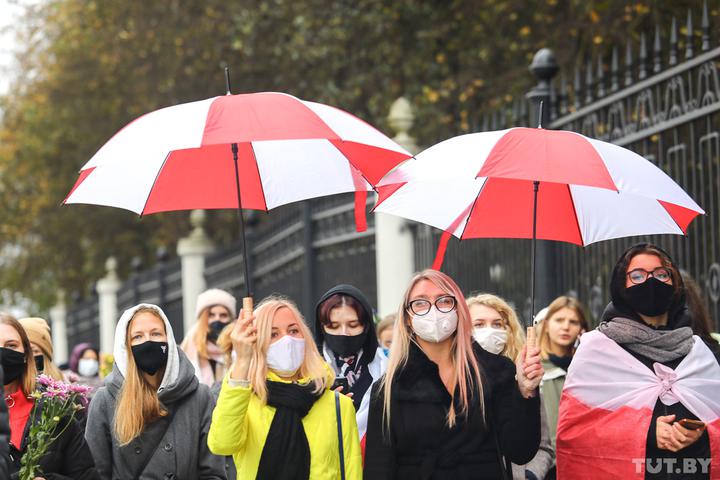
[65,92,411,218]
[64,91,412,299]
[374,127,704,321]
[376,127,703,250]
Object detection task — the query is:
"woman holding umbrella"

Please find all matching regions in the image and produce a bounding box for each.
[208,296,362,479]
[364,270,543,479]
[556,243,720,479]
[314,284,387,441]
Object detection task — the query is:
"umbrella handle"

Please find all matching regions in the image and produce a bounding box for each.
[242,297,254,319]
[526,325,537,351]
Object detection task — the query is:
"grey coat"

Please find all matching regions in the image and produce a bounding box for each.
[511,392,555,480]
[85,348,226,480]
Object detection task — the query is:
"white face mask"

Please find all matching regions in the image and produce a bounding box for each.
[411,308,458,343]
[266,335,306,376]
[472,327,508,354]
[78,358,99,377]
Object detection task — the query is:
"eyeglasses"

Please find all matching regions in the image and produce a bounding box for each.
[406,295,457,316]
[626,267,672,285]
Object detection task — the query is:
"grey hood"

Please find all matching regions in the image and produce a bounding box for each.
[108,303,197,403]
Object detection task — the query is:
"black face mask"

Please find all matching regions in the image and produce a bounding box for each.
[207,321,230,344]
[625,277,675,317]
[131,341,169,375]
[323,329,368,357]
[34,354,45,373]
[1,347,27,385]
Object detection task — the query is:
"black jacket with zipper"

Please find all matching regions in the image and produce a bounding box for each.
[8,397,99,480]
[364,341,540,480]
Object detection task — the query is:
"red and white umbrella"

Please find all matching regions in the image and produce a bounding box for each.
[65,92,411,219]
[64,91,412,299]
[375,127,704,318]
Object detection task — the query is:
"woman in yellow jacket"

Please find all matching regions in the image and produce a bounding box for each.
[208,295,361,480]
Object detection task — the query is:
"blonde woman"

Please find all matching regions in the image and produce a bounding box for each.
[208,296,361,479]
[1,313,98,478]
[19,317,65,381]
[364,270,543,480]
[467,294,555,480]
[181,288,237,386]
[85,304,225,479]
[536,295,588,450]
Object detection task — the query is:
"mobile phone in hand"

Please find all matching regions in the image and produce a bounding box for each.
[331,376,349,391]
[678,418,706,430]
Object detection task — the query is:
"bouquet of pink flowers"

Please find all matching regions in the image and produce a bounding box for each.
[18,375,92,480]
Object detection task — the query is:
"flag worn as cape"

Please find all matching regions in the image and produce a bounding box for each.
[556,330,720,479]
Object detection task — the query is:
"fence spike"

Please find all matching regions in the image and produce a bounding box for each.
[686,9,694,59]
[653,24,662,73]
[610,47,619,92]
[585,58,594,104]
[669,17,678,66]
[574,64,583,108]
[550,81,558,121]
[596,56,605,98]
[639,32,648,80]
[625,39,634,87]
[701,0,710,51]
[559,72,569,114]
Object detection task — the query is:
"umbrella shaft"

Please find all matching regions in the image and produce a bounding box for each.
[232,142,253,298]
[530,181,539,325]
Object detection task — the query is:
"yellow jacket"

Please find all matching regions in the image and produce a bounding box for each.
[208,370,362,480]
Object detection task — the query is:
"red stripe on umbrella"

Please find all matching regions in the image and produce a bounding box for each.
[144,143,268,214]
[201,93,339,144]
[478,128,617,190]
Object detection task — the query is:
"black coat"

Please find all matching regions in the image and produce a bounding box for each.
[8,399,99,480]
[364,342,541,480]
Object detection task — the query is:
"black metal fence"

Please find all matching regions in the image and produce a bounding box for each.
[417,4,720,329]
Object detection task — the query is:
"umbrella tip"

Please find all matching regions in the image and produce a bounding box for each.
[224,67,232,95]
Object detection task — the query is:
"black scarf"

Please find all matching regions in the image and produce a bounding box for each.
[333,349,373,410]
[548,353,572,371]
[256,380,321,480]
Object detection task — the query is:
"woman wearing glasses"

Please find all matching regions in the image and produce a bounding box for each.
[364,270,543,479]
[556,243,720,479]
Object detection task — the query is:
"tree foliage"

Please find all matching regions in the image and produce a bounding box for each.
[0,0,711,309]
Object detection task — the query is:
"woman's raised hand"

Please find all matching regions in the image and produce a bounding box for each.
[515,344,543,399]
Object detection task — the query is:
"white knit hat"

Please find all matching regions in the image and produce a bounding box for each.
[195,288,237,318]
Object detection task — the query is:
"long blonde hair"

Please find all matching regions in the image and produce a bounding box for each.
[0,313,37,395]
[538,296,589,359]
[466,293,525,362]
[113,306,168,446]
[248,296,331,404]
[381,270,484,430]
